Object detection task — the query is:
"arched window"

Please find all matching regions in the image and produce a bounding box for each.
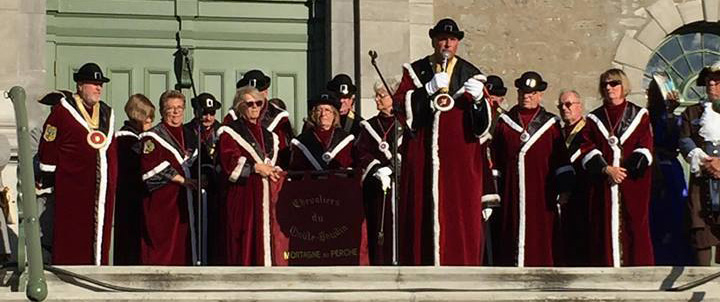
[644,24,720,105]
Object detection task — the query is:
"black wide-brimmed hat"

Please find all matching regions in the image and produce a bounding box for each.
[191,92,222,112]
[486,75,507,97]
[236,69,271,90]
[696,61,720,86]
[308,91,341,111]
[514,71,548,93]
[73,63,110,83]
[429,18,464,40]
[326,74,357,98]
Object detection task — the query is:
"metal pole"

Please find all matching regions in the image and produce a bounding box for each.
[8,86,48,301]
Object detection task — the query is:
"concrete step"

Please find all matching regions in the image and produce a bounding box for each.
[1,266,719,301]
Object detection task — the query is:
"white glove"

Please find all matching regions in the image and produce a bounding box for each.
[373,166,393,192]
[464,77,485,100]
[425,72,450,95]
[482,208,493,221]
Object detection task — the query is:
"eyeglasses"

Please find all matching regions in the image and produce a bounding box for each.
[165,106,184,113]
[604,80,622,87]
[246,100,264,108]
[557,102,580,109]
[202,110,216,116]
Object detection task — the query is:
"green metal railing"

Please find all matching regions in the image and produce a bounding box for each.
[7,86,48,301]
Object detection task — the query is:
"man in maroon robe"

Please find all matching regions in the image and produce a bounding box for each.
[579,69,654,267]
[556,90,589,266]
[491,71,573,267]
[36,62,117,265]
[392,18,494,266]
[140,90,199,265]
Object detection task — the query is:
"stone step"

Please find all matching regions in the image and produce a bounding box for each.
[0,290,713,302]
[1,266,719,301]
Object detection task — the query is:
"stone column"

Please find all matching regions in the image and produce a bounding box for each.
[358,0,433,118]
[0,0,47,226]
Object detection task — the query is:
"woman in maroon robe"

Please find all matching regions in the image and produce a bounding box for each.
[355,80,403,265]
[579,69,654,267]
[218,86,282,266]
[288,92,354,171]
[139,90,199,265]
[114,94,155,265]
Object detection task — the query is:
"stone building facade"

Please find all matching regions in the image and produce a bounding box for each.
[0,0,716,226]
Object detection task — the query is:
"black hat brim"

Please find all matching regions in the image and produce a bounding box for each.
[514,79,547,92]
[73,74,110,83]
[309,98,341,111]
[491,87,508,97]
[429,29,464,40]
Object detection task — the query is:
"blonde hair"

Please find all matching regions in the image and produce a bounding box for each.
[599,68,631,99]
[233,85,266,120]
[159,90,186,113]
[124,94,155,123]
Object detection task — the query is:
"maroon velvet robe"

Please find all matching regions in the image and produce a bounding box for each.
[113,122,145,265]
[139,123,198,265]
[354,114,403,264]
[491,106,573,267]
[288,127,354,171]
[37,93,117,265]
[578,101,654,267]
[224,104,293,167]
[392,55,493,266]
[217,119,279,266]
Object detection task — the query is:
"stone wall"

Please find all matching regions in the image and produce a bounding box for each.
[433,0,676,112]
[0,0,46,221]
[358,0,434,117]
[0,0,46,149]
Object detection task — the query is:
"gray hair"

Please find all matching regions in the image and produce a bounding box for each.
[558,89,581,101]
[373,76,401,95]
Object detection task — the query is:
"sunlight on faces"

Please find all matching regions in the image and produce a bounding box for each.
[558,92,583,124]
[374,89,393,114]
[603,81,624,102]
[163,98,185,127]
[517,90,543,109]
[243,93,264,123]
[77,81,104,106]
[315,104,336,131]
[432,33,459,60]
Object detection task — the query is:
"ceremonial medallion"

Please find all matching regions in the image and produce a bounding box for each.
[520,131,530,143]
[378,141,390,153]
[432,93,455,112]
[608,136,619,146]
[86,130,107,149]
[322,153,332,162]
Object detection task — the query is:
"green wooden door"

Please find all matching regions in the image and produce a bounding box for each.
[47,0,310,130]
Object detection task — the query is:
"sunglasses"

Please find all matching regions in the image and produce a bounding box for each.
[202,109,216,116]
[246,100,264,108]
[604,80,622,87]
[557,102,579,109]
